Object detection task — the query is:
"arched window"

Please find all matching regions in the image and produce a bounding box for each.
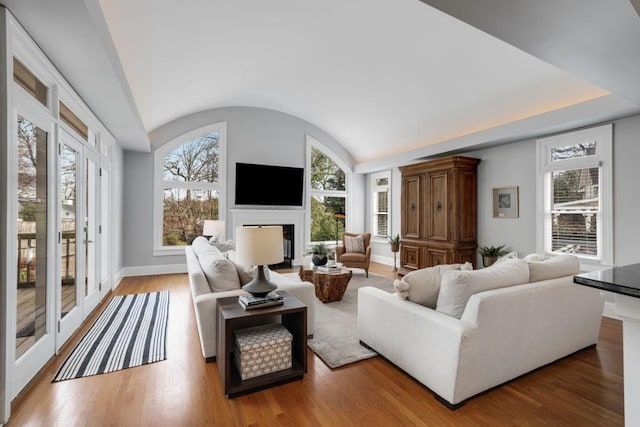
[153,122,226,255]
[306,135,350,246]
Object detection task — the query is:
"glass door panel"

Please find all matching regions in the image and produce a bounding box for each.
[57,135,83,349]
[16,115,48,360]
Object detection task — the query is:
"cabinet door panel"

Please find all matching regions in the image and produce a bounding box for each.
[426,248,448,267]
[401,245,420,271]
[458,170,477,242]
[402,176,421,239]
[427,171,448,241]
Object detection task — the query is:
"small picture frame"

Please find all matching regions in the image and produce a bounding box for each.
[493,186,519,218]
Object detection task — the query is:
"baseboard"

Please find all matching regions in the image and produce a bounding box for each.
[370,254,394,267]
[114,269,124,289]
[122,263,187,277]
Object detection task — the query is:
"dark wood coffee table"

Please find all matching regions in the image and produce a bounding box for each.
[216,291,307,398]
[298,266,353,303]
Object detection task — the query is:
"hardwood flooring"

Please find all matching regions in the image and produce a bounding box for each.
[7,263,624,426]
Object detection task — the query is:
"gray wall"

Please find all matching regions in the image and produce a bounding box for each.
[111,143,124,283]
[463,113,640,267]
[123,106,364,268]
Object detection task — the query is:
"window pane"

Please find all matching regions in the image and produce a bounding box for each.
[552,168,599,206]
[310,147,345,191]
[551,167,599,257]
[376,190,388,213]
[60,144,77,318]
[376,177,389,186]
[13,58,48,106]
[551,141,596,161]
[16,116,48,359]
[376,214,388,237]
[59,101,88,141]
[310,195,345,242]
[551,213,597,256]
[163,188,219,246]
[163,132,219,183]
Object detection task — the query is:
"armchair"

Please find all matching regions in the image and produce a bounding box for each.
[336,232,371,277]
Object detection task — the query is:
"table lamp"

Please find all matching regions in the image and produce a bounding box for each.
[203,220,225,238]
[235,225,284,297]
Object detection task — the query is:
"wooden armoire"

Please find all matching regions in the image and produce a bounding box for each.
[399,156,480,275]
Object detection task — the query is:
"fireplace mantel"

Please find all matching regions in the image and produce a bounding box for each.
[229,209,306,266]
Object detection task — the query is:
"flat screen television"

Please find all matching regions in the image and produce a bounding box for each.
[235,162,304,206]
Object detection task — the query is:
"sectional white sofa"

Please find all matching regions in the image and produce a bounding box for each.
[186,236,315,361]
[357,256,605,407]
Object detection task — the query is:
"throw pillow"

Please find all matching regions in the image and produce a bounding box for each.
[527,254,580,283]
[493,251,518,265]
[191,236,213,258]
[199,248,242,292]
[394,262,473,308]
[209,236,235,252]
[344,235,365,254]
[523,253,550,262]
[436,258,530,318]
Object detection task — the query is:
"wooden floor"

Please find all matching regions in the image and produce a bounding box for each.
[8,263,624,426]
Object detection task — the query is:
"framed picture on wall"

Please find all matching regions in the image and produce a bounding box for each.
[493,186,519,218]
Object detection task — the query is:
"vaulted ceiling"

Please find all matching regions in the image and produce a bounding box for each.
[2,0,639,172]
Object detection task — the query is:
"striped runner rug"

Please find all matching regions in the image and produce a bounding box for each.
[53,291,169,382]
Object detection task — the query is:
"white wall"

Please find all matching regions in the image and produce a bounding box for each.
[122,106,360,269]
[111,143,124,286]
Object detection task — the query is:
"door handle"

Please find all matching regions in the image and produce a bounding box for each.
[85,240,94,243]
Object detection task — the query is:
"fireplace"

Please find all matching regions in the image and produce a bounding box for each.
[230,209,306,268]
[245,223,294,270]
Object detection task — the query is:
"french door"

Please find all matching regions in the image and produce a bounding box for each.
[56,133,83,348]
[13,94,56,397]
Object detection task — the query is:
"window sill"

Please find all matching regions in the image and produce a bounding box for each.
[153,247,188,257]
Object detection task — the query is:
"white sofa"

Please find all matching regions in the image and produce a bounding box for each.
[357,257,604,407]
[186,237,315,361]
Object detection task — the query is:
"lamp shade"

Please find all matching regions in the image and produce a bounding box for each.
[235,226,284,266]
[203,220,225,237]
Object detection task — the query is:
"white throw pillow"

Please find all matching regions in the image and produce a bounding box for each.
[527,254,580,283]
[394,262,473,308]
[209,236,235,252]
[191,236,213,258]
[436,258,530,318]
[523,253,550,262]
[344,235,365,253]
[199,247,241,292]
[493,251,518,265]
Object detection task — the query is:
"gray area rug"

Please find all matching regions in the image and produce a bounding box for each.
[284,271,395,369]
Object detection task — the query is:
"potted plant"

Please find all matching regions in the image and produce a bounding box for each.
[387,234,401,253]
[478,244,508,268]
[387,233,401,272]
[308,242,331,266]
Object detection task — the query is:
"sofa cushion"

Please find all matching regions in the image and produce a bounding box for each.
[436,258,530,318]
[344,234,365,253]
[527,254,579,283]
[493,251,518,265]
[394,263,473,308]
[192,236,213,258]
[198,247,241,292]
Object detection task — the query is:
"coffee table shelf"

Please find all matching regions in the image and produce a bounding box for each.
[216,291,307,398]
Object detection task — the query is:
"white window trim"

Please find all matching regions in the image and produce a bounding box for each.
[536,123,613,271]
[153,122,227,256]
[370,170,391,242]
[305,135,351,247]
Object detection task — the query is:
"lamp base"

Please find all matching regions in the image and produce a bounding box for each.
[242,265,277,297]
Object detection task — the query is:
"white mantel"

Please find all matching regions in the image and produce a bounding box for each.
[229,209,306,266]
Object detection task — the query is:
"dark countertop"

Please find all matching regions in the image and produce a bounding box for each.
[574,263,640,298]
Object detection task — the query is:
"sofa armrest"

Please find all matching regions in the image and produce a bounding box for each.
[357,286,475,404]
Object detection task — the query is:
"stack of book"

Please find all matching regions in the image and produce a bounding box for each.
[238,291,284,310]
[315,264,343,274]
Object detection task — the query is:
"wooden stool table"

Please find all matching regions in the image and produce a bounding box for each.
[298,266,353,303]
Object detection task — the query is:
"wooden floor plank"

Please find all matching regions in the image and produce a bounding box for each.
[7,262,624,426]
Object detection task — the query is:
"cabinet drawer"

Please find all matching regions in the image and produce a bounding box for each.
[426,248,448,267]
[401,245,420,271]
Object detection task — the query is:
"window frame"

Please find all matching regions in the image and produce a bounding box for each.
[536,124,613,270]
[153,122,227,256]
[305,135,351,247]
[371,170,391,241]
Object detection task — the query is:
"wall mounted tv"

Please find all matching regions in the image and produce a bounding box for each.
[235,162,304,206]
